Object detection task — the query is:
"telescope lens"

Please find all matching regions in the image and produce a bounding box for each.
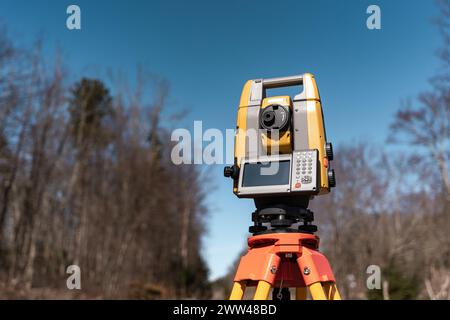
[263,111,275,126]
[259,105,290,131]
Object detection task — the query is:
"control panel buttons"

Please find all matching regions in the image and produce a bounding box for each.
[291,149,318,193]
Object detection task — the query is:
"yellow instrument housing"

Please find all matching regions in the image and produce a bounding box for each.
[232,73,331,196]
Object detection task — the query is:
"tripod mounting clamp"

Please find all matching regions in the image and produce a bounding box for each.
[249,205,318,235]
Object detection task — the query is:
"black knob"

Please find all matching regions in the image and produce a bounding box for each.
[328,169,336,188]
[325,142,334,161]
[298,224,318,233]
[270,218,294,228]
[249,225,267,234]
[223,166,233,177]
[224,165,239,179]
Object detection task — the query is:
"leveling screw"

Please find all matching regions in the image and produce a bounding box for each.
[303,267,311,275]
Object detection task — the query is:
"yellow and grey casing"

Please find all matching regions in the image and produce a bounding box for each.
[233,73,331,196]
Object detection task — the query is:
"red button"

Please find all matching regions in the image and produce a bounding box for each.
[295,182,301,188]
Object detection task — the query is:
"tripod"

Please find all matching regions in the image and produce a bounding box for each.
[229,206,341,300]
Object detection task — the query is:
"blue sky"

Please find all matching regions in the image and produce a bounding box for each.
[0,0,442,279]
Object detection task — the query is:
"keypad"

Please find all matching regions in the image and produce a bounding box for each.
[291,150,318,192]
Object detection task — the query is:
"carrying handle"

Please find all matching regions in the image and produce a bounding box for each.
[263,73,319,101]
[249,73,319,103]
[262,74,303,89]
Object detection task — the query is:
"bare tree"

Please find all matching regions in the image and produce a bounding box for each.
[0,30,211,299]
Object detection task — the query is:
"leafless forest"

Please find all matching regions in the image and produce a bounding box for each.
[0,31,210,298]
[0,2,449,300]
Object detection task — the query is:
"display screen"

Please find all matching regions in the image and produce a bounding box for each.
[241,160,290,187]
